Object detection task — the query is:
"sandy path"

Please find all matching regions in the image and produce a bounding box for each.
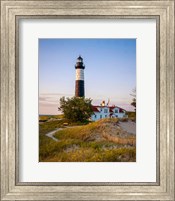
[45,126,81,142]
[118,121,136,135]
[45,128,63,141]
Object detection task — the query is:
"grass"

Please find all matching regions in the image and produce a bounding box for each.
[39,118,89,135]
[39,118,136,162]
[39,120,64,135]
[39,114,65,122]
[44,147,136,162]
[126,111,136,121]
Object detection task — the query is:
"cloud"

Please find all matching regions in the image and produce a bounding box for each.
[39,93,74,114]
[39,93,73,104]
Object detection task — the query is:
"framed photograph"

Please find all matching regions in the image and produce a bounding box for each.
[39,38,136,163]
[1,0,174,200]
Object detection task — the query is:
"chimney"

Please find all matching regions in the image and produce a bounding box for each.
[101,100,105,106]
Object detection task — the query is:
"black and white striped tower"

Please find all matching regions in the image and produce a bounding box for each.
[75,56,85,97]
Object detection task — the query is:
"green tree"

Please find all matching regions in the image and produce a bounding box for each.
[58,96,93,122]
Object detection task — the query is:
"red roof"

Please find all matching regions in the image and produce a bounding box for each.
[92,105,126,113]
[119,108,124,113]
[92,106,100,113]
[109,108,113,113]
[109,106,126,112]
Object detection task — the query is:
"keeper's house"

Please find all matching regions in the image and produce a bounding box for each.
[91,102,127,121]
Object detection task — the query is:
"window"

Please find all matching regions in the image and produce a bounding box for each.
[100,115,102,119]
[115,109,118,113]
[104,109,108,113]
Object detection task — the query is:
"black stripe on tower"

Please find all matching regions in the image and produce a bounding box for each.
[75,80,85,97]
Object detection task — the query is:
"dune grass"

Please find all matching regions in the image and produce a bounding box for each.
[44,147,136,162]
[39,120,64,135]
[126,111,136,122]
[39,118,136,162]
[39,114,64,121]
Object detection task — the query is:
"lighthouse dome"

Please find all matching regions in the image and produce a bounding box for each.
[77,55,83,62]
[75,55,85,69]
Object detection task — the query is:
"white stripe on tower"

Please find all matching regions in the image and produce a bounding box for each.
[76,69,84,80]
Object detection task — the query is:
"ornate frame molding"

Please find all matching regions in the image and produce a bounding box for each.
[1,1,174,200]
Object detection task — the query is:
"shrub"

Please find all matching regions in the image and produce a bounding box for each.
[58,96,93,123]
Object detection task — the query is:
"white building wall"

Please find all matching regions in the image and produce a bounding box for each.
[112,107,128,118]
[91,106,127,121]
[91,113,99,121]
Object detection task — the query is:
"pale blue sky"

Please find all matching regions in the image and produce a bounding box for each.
[39,39,136,114]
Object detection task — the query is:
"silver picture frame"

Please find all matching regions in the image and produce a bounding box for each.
[1,0,174,200]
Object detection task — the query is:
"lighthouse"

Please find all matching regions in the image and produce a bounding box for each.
[75,56,85,97]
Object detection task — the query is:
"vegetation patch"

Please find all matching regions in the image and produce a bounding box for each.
[39,118,136,162]
[126,111,136,122]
